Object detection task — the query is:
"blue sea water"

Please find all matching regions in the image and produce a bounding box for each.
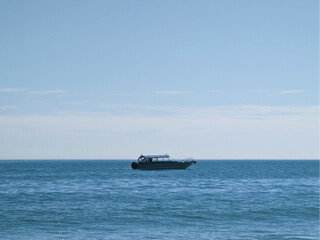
[0,160,318,240]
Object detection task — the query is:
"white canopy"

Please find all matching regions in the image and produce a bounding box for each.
[141,154,169,159]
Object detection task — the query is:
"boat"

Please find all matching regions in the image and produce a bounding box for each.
[131,154,196,170]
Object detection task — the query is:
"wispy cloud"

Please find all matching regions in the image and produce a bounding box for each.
[27,90,67,95]
[0,88,67,95]
[280,90,306,94]
[0,88,27,93]
[92,103,320,119]
[157,90,191,95]
[245,90,269,93]
[157,90,222,95]
[155,89,308,95]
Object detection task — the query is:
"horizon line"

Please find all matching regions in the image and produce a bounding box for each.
[0,158,318,161]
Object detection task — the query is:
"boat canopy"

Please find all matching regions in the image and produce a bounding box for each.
[140,154,169,159]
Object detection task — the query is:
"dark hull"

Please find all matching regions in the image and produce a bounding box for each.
[132,161,195,170]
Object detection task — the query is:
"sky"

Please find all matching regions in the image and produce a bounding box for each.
[0,0,319,159]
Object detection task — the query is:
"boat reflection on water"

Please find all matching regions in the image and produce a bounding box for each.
[131,154,196,170]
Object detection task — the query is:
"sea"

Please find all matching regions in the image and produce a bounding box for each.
[0,160,319,240]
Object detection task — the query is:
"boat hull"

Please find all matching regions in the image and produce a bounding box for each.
[131,161,195,170]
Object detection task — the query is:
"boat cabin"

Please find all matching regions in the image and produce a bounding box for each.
[138,154,170,163]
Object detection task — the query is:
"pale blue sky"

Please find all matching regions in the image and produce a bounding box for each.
[0,0,318,159]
